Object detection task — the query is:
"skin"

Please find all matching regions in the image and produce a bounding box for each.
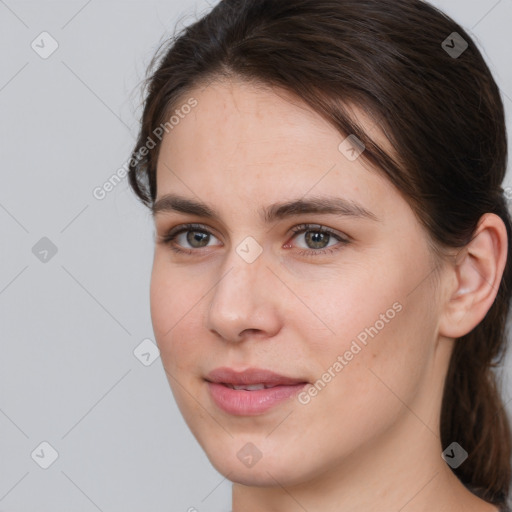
[150,78,507,512]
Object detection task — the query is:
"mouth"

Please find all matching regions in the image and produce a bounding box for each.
[205,367,309,415]
[205,366,308,387]
[222,383,283,390]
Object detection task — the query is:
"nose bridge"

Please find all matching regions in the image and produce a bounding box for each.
[206,240,279,341]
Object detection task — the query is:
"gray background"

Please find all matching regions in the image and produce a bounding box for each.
[0,1,511,511]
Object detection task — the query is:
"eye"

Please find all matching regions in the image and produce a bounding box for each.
[287,224,349,256]
[157,222,350,257]
[157,223,222,254]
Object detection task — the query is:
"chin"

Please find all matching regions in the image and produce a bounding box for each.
[214,462,301,487]
[203,444,315,488]
[225,469,280,487]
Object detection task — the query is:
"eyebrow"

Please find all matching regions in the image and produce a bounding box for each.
[152,193,379,223]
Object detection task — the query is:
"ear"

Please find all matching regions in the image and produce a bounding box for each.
[438,213,508,339]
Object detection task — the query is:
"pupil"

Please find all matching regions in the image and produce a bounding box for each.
[306,231,329,249]
[187,231,209,247]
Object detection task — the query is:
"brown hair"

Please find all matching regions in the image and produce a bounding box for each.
[128,0,512,506]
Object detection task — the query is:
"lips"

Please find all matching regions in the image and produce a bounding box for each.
[205,367,308,415]
[205,367,307,387]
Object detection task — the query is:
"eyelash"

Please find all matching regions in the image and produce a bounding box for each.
[157,223,350,258]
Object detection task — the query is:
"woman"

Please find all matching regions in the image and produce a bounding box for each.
[128,0,512,510]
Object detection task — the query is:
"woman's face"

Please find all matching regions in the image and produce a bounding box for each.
[150,79,449,486]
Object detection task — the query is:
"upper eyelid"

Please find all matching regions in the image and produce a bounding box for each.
[291,223,348,238]
[165,223,221,239]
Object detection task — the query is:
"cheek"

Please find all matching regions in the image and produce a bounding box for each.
[286,264,403,355]
[149,261,174,342]
[307,283,436,430]
[149,264,209,430]
[149,258,204,368]
[296,257,436,403]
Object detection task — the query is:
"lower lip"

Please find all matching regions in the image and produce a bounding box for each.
[206,381,307,416]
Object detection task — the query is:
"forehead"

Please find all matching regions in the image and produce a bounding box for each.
[159,79,384,170]
[167,79,336,156]
[155,78,404,222]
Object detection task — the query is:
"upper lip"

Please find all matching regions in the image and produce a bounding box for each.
[205,367,307,386]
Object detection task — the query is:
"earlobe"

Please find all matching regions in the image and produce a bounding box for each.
[438,213,508,339]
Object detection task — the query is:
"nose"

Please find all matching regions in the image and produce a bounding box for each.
[205,247,282,343]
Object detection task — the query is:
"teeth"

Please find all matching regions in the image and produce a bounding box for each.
[227,384,271,390]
